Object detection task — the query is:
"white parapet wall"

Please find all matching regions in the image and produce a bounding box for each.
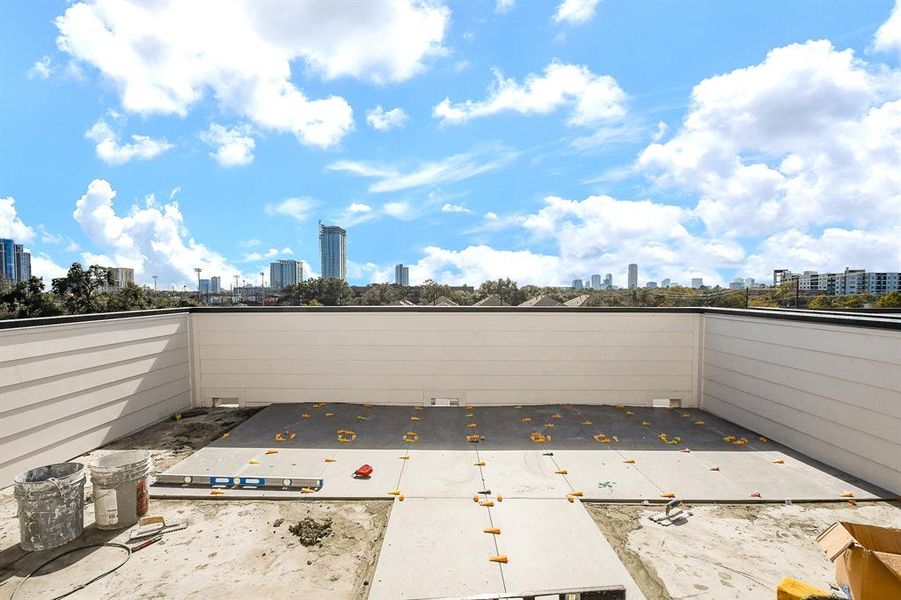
[700,312,901,495]
[192,310,700,408]
[0,311,193,487]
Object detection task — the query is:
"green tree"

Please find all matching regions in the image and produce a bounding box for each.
[359,283,402,305]
[0,277,64,319]
[278,278,353,306]
[478,278,525,306]
[52,263,113,314]
[807,295,833,309]
[420,279,451,304]
[103,282,155,312]
[875,291,901,307]
[834,294,865,308]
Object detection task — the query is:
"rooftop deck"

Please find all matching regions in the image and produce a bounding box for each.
[1,307,899,599]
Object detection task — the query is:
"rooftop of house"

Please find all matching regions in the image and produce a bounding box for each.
[1,307,899,599]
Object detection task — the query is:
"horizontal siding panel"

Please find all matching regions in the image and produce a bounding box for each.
[703,393,900,495]
[705,332,900,392]
[1,370,190,439]
[0,315,188,362]
[197,344,690,363]
[705,316,901,363]
[203,388,691,407]
[194,313,698,333]
[1,334,189,386]
[703,376,901,460]
[1,347,190,412]
[704,350,899,418]
[199,329,695,348]
[199,359,692,377]
[0,392,190,488]
[4,384,190,458]
[200,372,693,392]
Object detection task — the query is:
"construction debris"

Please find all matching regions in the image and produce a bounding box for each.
[289,517,332,547]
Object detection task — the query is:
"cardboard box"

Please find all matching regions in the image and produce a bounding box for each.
[816,521,901,599]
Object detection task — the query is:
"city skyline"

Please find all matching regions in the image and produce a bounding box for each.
[1,1,899,290]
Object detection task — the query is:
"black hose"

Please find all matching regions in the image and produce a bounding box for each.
[9,542,131,600]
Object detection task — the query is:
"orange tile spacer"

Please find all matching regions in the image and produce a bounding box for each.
[566,494,575,503]
[660,492,676,498]
[496,495,503,502]
[265,449,279,455]
[839,491,855,498]
[398,494,405,502]
[474,461,486,466]
[554,469,568,475]
[300,487,315,494]
[210,489,226,495]
[489,555,508,563]
[479,500,494,507]
[472,495,479,503]
[622,459,635,464]
[275,433,285,442]
[570,491,584,497]
[484,527,501,534]
[324,458,336,463]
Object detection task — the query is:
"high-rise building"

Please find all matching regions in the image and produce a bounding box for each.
[729,278,744,290]
[1,238,31,283]
[395,264,410,286]
[646,281,658,289]
[14,244,31,282]
[627,264,638,289]
[210,276,221,293]
[270,259,304,291]
[199,278,211,294]
[661,278,671,288]
[590,274,601,289]
[691,278,703,289]
[604,274,612,288]
[109,267,134,289]
[572,279,583,290]
[319,223,346,280]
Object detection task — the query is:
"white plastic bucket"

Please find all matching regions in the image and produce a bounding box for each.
[14,462,86,551]
[89,450,152,530]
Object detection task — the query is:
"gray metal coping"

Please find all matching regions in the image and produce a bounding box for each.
[1,305,900,331]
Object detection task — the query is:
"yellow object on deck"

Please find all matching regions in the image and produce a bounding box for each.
[775,577,828,600]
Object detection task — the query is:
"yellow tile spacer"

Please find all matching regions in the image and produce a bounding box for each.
[467,423,478,428]
[570,491,584,497]
[554,469,568,475]
[301,414,311,419]
[581,420,592,426]
[248,459,260,465]
[479,500,494,507]
[325,412,335,417]
[489,555,508,563]
[625,410,635,416]
[399,455,410,460]
[324,458,336,463]
[694,420,705,425]
[388,489,401,496]
[210,489,225,495]
[622,458,635,464]
[474,461,486,466]
[483,527,501,534]
[410,416,420,421]
[521,417,532,423]
[265,449,279,455]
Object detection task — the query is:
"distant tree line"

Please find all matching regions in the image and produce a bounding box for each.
[2,267,900,320]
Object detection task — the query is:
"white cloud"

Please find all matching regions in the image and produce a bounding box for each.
[410,245,562,286]
[333,202,377,227]
[384,201,416,220]
[264,197,318,223]
[0,197,36,242]
[874,0,901,52]
[496,0,515,14]
[71,179,240,287]
[240,239,261,248]
[328,145,517,192]
[201,123,255,167]
[30,253,68,280]
[433,61,626,126]
[440,202,473,214]
[552,0,599,25]
[55,1,449,147]
[241,246,293,262]
[366,106,409,131]
[652,120,668,142]
[348,202,372,213]
[639,40,901,238]
[28,55,53,79]
[85,116,173,165]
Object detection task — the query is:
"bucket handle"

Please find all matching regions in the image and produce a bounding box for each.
[15,477,69,518]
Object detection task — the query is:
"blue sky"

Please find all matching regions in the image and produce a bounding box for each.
[1,0,899,289]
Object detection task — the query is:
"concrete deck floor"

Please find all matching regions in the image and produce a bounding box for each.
[2,406,898,600]
[149,403,889,599]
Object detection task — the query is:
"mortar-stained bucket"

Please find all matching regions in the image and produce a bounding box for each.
[89,450,152,530]
[14,462,86,551]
